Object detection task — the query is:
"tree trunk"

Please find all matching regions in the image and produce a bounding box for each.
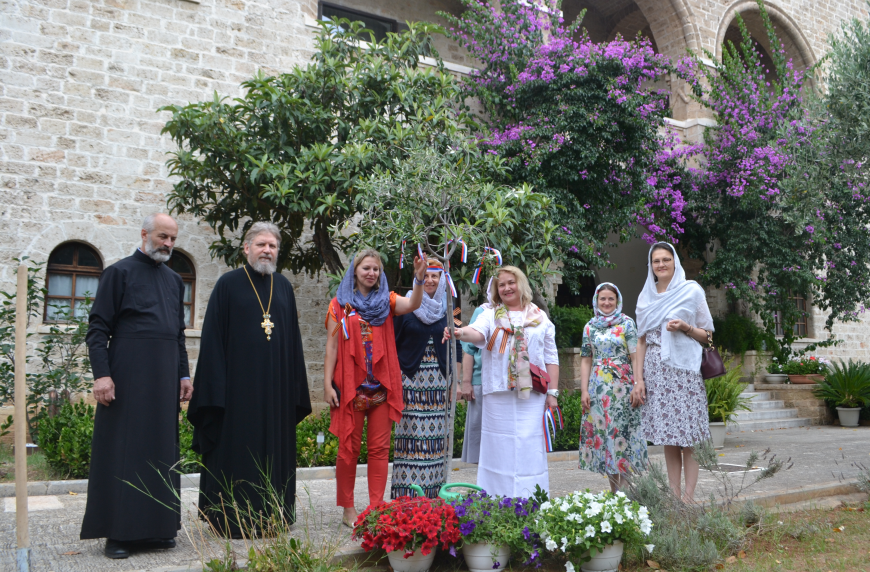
[444,285,459,474]
[312,225,345,274]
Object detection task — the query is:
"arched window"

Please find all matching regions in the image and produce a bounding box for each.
[45,242,103,322]
[166,251,195,328]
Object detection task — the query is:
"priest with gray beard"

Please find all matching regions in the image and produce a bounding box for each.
[187,222,311,538]
[82,213,192,559]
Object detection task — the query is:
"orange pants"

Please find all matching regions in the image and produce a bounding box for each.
[336,403,392,508]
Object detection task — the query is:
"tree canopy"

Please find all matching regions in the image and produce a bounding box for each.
[161,20,473,275]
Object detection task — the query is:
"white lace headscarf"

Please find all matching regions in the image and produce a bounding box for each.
[636,243,712,372]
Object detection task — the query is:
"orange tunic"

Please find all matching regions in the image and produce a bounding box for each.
[327,294,404,454]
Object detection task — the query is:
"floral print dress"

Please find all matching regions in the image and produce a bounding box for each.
[578,319,649,475]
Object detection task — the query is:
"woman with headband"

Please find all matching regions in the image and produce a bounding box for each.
[578,283,648,492]
[324,249,426,527]
[390,259,461,498]
[635,242,715,502]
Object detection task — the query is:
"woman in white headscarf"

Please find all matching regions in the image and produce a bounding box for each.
[578,283,648,492]
[635,243,714,502]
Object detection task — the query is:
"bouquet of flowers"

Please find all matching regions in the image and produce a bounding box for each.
[781,355,830,376]
[532,490,652,568]
[449,490,541,565]
[353,496,460,557]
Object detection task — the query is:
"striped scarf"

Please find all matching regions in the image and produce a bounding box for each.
[487,304,544,400]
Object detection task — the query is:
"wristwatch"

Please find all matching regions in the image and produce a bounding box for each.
[546,389,560,397]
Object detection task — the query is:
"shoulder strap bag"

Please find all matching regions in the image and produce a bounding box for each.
[700,330,726,379]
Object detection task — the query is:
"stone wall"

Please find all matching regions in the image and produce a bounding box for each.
[2,0,869,417]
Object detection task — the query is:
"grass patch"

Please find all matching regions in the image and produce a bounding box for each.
[0,443,61,483]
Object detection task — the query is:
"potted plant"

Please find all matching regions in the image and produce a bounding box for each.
[812,359,870,427]
[764,357,788,384]
[782,355,830,384]
[704,359,752,448]
[449,491,540,572]
[353,496,460,572]
[532,490,652,572]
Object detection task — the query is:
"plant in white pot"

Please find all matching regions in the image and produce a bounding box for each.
[764,356,788,384]
[704,359,752,448]
[449,490,540,572]
[532,490,652,572]
[812,359,870,428]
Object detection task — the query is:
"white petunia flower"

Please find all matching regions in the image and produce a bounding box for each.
[644,544,655,554]
[600,520,612,533]
[540,501,552,511]
[616,491,626,498]
[614,513,624,524]
[545,538,558,551]
[585,525,596,538]
[560,537,569,552]
[640,519,652,535]
[565,562,575,572]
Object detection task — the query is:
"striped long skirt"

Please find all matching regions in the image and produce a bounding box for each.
[390,338,448,499]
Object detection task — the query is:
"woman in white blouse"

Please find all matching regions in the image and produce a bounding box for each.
[445,266,559,497]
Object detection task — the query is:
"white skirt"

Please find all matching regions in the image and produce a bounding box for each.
[460,385,483,464]
[478,390,548,498]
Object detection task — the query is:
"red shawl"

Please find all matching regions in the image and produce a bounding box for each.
[327,295,403,453]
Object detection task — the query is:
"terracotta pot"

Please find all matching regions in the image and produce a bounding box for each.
[788,374,824,384]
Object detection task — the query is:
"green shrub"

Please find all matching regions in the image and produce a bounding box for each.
[704,359,751,423]
[813,359,870,409]
[550,305,594,348]
[712,313,776,355]
[39,401,94,479]
[179,410,200,474]
[553,390,583,451]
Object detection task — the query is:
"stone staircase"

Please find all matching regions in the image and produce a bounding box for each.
[728,384,814,432]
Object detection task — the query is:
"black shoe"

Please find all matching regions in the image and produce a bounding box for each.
[105,539,130,559]
[136,538,176,550]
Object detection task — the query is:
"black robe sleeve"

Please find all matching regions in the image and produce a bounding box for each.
[86,265,123,380]
[177,278,190,379]
[286,281,312,423]
[187,279,228,455]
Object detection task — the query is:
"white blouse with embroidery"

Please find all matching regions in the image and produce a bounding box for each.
[468,307,559,396]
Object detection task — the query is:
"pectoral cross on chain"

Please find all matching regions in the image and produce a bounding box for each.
[261,313,274,341]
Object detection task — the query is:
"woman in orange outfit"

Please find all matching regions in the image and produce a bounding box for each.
[324,249,426,526]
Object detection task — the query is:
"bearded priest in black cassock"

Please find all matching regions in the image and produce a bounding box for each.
[188,222,311,538]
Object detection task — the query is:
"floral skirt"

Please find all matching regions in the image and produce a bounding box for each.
[390,341,447,499]
[641,329,711,447]
[579,363,648,475]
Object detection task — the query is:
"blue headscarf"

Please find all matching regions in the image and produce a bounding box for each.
[336,255,392,326]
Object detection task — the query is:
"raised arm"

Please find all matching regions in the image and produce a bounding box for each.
[393,256,427,316]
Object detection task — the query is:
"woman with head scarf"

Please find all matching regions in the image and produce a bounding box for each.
[578,283,648,492]
[635,243,715,502]
[324,249,426,526]
[390,259,461,498]
[445,266,560,498]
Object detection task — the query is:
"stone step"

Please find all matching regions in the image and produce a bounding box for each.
[733,408,798,421]
[728,417,814,431]
[740,391,772,401]
[746,399,786,410]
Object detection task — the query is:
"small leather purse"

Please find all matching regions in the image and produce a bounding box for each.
[700,330,726,379]
[530,363,550,394]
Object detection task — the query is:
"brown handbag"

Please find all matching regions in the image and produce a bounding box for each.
[530,363,550,394]
[700,330,726,379]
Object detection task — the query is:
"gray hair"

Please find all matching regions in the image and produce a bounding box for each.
[244,222,282,249]
[142,213,162,233]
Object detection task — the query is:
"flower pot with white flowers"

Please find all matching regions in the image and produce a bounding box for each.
[812,359,870,428]
[532,490,653,572]
[764,357,788,384]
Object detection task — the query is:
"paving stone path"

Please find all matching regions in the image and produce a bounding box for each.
[1,425,867,572]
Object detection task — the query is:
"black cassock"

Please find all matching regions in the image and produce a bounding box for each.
[188,265,311,538]
[81,249,189,541]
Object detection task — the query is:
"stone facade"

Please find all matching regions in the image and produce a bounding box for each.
[1,0,869,413]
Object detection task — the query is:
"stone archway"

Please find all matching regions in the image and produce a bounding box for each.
[715,1,816,73]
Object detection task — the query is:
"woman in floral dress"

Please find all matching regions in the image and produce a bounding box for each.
[579,283,648,492]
